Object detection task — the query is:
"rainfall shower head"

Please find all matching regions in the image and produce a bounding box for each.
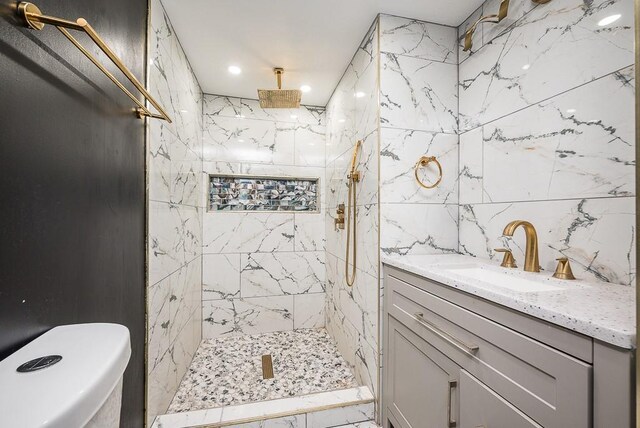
[257,68,302,109]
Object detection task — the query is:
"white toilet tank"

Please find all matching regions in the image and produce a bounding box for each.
[0,323,131,428]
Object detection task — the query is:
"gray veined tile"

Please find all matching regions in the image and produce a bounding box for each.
[459,127,483,204]
[202,115,295,165]
[202,296,295,338]
[203,254,241,301]
[459,0,634,131]
[380,14,457,64]
[459,197,636,285]
[380,203,459,256]
[293,293,326,329]
[240,252,325,298]
[481,66,635,203]
[202,212,294,254]
[381,53,458,134]
[380,128,459,204]
[294,124,326,167]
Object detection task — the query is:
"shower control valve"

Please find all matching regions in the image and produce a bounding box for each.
[334,204,345,230]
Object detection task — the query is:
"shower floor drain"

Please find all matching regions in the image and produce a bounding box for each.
[261,354,274,379]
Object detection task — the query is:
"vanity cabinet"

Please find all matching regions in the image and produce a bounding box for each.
[383,265,635,428]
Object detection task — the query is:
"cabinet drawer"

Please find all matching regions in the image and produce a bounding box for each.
[460,370,541,428]
[387,275,592,428]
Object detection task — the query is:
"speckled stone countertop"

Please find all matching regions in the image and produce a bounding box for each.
[382,254,636,349]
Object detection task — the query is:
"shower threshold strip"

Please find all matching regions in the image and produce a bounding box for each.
[152,386,374,428]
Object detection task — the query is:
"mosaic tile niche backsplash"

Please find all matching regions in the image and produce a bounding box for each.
[209,175,319,212]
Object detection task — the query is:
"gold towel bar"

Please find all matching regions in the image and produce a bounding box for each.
[17,2,172,122]
[414,156,443,189]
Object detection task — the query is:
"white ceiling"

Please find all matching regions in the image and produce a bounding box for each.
[161,0,483,106]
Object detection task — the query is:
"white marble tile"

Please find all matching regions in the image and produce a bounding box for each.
[295,124,326,167]
[169,259,201,345]
[240,252,325,297]
[147,346,178,427]
[355,204,380,278]
[481,66,635,202]
[203,254,241,300]
[459,197,636,285]
[380,203,459,256]
[149,201,201,286]
[459,127,483,204]
[459,0,635,131]
[203,94,243,118]
[203,296,294,337]
[203,115,296,165]
[148,278,171,373]
[203,212,294,254]
[306,403,374,428]
[295,213,326,252]
[294,294,326,329]
[380,15,457,64]
[458,6,483,64]
[380,128,458,204]
[381,53,458,133]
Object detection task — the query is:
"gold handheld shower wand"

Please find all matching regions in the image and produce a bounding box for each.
[345,140,362,287]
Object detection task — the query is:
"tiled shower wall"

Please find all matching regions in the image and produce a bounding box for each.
[379,15,460,257]
[147,0,204,424]
[325,21,381,402]
[458,0,636,285]
[200,96,327,337]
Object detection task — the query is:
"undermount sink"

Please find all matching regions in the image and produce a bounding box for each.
[443,265,568,293]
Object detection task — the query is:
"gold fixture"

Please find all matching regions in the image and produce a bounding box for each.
[414,156,443,189]
[261,355,274,379]
[345,140,362,287]
[257,68,302,109]
[531,0,552,3]
[335,204,345,230]
[494,248,517,268]
[553,257,576,280]
[502,220,540,273]
[16,2,171,122]
[463,0,510,52]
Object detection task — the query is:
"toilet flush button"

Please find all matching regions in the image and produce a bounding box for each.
[16,355,62,373]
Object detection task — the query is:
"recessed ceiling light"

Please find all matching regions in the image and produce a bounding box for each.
[300,85,312,93]
[228,65,242,75]
[355,92,366,98]
[522,64,530,70]
[338,119,346,123]
[598,14,621,26]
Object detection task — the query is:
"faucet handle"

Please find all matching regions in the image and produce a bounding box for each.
[494,248,517,269]
[553,257,576,280]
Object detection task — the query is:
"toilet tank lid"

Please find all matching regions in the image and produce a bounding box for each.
[0,323,131,428]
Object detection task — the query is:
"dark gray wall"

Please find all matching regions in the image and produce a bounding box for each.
[0,1,147,426]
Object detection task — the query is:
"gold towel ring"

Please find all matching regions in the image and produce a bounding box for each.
[414,156,443,189]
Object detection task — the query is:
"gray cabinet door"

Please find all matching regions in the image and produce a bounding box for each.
[386,316,459,428]
[459,370,542,428]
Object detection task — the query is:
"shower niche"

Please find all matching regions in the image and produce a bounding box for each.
[208,174,319,212]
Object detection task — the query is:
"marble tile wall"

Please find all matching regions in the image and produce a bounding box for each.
[201,95,327,338]
[325,19,381,414]
[379,15,460,259]
[147,0,204,425]
[457,0,636,285]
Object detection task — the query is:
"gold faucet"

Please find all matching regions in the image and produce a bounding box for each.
[502,220,540,273]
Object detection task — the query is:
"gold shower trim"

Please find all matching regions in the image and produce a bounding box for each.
[463,0,510,52]
[16,2,172,122]
[345,140,362,287]
[414,156,443,189]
